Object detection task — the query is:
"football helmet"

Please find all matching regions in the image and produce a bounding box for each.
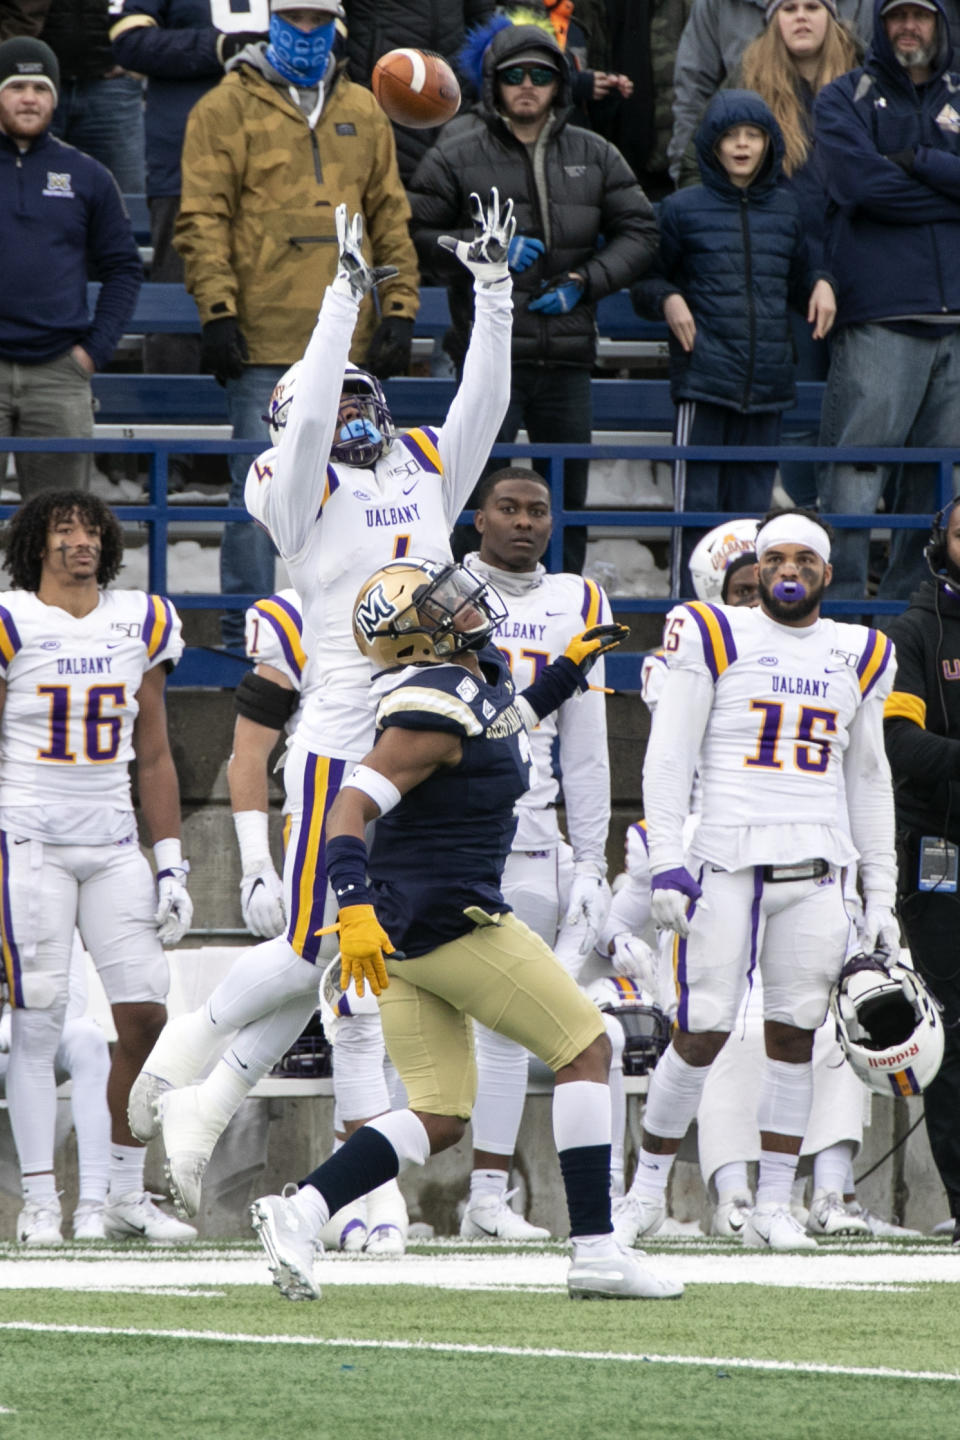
[353,559,507,668]
[586,975,671,1077]
[265,361,301,445]
[269,1007,332,1079]
[829,952,944,1097]
[689,518,759,604]
[318,956,379,1043]
[331,363,393,466]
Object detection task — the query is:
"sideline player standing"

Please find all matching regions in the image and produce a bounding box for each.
[620,508,899,1250]
[129,194,517,1219]
[249,556,682,1302]
[0,491,195,1243]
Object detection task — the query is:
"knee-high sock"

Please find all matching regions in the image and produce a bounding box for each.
[295,1110,430,1232]
[7,1003,67,1176]
[59,1018,110,1204]
[554,1080,612,1238]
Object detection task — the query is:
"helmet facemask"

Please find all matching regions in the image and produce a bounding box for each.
[354,560,507,668]
[331,367,393,467]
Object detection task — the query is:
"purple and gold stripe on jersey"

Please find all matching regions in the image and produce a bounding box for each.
[318,466,340,517]
[287,754,347,963]
[684,602,737,681]
[0,604,23,674]
[254,595,306,681]
[144,594,174,660]
[580,577,605,628]
[628,819,649,854]
[858,630,894,698]
[399,426,442,474]
[0,834,25,1007]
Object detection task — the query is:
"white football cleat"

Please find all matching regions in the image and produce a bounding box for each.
[102,1191,198,1243]
[363,1223,406,1257]
[743,1202,818,1251]
[363,1179,408,1256]
[318,1199,367,1253]
[845,1200,923,1238]
[711,1196,753,1238]
[807,1189,870,1237]
[251,1185,322,1301]
[160,1086,223,1218]
[568,1245,684,1301]
[612,1192,666,1247]
[17,1198,63,1246]
[128,1071,172,1143]
[72,1202,106,1241]
[459,1188,550,1241]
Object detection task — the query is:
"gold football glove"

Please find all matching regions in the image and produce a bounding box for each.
[328,903,394,997]
[563,623,630,677]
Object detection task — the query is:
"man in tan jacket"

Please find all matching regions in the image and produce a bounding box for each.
[175,0,418,649]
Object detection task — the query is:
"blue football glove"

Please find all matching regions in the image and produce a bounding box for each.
[528,276,584,315]
[507,234,545,272]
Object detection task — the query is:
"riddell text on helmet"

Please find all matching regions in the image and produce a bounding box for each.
[868,1041,920,1068]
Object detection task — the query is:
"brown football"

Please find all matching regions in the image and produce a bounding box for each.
[372,48,461,130]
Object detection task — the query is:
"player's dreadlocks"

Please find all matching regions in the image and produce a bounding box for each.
[3,490,124,592]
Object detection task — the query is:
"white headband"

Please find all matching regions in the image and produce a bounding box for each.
[755,514,831,564]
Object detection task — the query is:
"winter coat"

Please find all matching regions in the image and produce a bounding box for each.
[633,89,818,411]
[40,0,113,81]
[341,0,495,182]
[813,0,960,328]
[173,57,418,365]
[0,129,141,367]
[668,0,874,180]
[408,22,658,369]
[885,578,960,844]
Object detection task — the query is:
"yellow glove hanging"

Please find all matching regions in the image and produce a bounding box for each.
[563,623,630,676]
[317,903,393,997]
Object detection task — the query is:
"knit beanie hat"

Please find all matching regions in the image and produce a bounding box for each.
[0,38,60,101]
[765,0,838,21]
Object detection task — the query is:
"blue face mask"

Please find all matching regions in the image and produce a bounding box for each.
[266,14,335,86]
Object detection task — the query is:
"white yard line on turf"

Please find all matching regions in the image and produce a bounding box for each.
[0,1322,957,1384]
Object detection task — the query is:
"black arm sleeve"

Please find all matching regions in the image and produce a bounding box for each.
[235,670,298,730]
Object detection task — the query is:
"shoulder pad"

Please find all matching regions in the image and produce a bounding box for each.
[376,666,485,738]
[665,600,739,680]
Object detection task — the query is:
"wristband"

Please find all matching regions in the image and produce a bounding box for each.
[153,837,186,874]
[326,833,373,908]
[344,764,402,816]
[233,809,273,872]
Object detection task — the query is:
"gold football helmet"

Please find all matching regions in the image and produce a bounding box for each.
[353,559,506,668]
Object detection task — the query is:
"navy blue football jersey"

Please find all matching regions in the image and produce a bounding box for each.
[368,647,532,958]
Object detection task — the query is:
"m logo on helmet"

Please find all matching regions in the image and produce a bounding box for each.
[355,582,395,642]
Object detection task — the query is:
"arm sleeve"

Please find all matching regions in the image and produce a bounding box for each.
[84,173,143,371]
[641,665,713,872]
[111,1,226,79]
[845,695,898,908]
[884,614,960,780]
[174,88,244,324]
[556,686,611,868]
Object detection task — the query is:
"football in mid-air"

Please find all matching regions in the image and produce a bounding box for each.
[372,48,461,129]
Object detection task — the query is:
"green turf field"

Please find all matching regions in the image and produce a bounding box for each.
[1,1238,958,1440]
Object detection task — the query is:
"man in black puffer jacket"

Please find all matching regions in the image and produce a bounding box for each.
[408,21,658,573]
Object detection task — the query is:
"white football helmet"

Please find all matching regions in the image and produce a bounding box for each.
[319,956,379,1043]
[829,952,944,1097]
[586,975,671,1077]
[332,363,394,466]
[266,361,301,445]
[689,518,759,604]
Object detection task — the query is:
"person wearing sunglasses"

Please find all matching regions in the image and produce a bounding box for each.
[409,20,658,576]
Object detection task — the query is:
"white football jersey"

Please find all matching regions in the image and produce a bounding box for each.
[465,556,612,863]
[246,281,512,762]
[0,589,182,843]
[646,601,896,873]
[244,588,318,737]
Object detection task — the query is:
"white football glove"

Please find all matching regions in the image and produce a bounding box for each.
[332,204,399,303]
[155,867,193,947]
[438,187,516,290]
[240,862,286,939]
[553,862,612,978]
[608,932,659,993]
[649,866,703,938]
[859,902,901,961]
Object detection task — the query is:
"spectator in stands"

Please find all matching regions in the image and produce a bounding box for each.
[668,0,874,184]
[409,20,657,575]
[0,37,141,497]
[110,0,271,493]
[40,0,144,192]
[172,0,418,651]
[341,0,496,184]
[815,0,960,603]
[0,0,49,39]
[632,90,835,594]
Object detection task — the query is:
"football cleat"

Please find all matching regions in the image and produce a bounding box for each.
[160,1086,223,1218]
[743,1202,818,1251]
[567,1245,684,1301]
[128,1070,172,1143]
[459,1189,550,1241]
[844,1200,923,1238]
[251,1185,322,1301]
[363,1223,406,1257]
[611,1192,666,1247]
[807,1189,870,1238]
[17,1198,63,1246]
[102,1191,198,1243]
[318,1199,367,1253]
[72,1202,106,1241]
[711,1196,753,1238]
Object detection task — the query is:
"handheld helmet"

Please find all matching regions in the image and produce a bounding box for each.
[269,1007,332,1079]
[331,363,394,466]
[319,957,379,1043]
[689,518,759,604]
[829,952,944,1097]
[265,361,301,445]
[353,558,507,668]
[586,975,671,1077]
